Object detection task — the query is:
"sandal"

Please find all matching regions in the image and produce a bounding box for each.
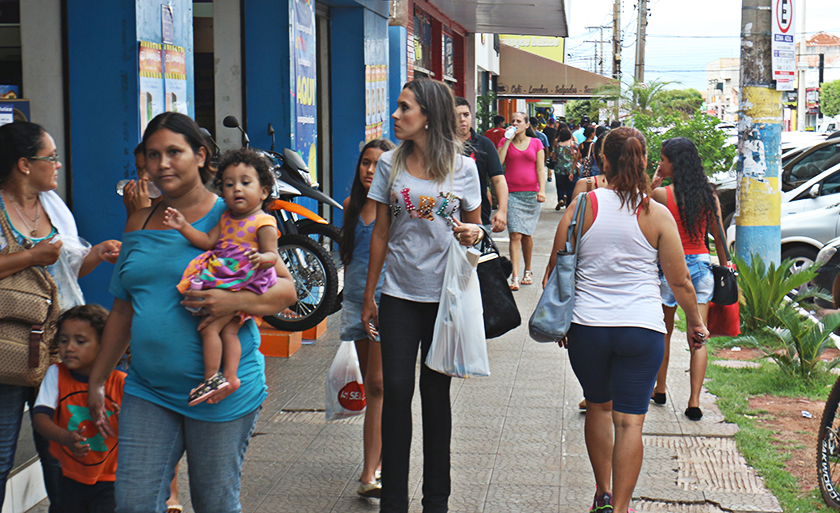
[188,372,230,406]
[521,270,533,285]
[166,506,183,513]
[509,277,520,291]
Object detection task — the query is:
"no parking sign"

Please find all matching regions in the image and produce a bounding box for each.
[772,0,796,89]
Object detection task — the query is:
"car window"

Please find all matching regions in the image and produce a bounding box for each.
[822,171,840,196]
[790,144,840,181]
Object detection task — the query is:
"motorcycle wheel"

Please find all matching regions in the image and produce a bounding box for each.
[296,220,343,315]
[263,233,338,332]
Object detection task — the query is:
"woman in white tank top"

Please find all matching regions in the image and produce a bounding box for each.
[542,127,710,513]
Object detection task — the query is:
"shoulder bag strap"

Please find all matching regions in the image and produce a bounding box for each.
[565,192,588,253]
[0,203,23,254]
[716,214,732,264]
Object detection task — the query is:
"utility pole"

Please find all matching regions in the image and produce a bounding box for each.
[585,26,611,76]
[613,0,621,80]
[634,0,648,82]
[797,0,807,131]
[735,0,782,266]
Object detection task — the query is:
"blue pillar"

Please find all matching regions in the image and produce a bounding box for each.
[330,7,366,227]
[388,25,407,145]
[242,0,293,152]
[66,0,195,307]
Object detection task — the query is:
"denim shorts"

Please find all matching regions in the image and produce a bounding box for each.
[340,299,380,342]
[659,253,714,307]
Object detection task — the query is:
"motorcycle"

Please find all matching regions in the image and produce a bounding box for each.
[220,116,344,332]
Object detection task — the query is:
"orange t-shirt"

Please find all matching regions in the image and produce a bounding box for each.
[49,363,125,484]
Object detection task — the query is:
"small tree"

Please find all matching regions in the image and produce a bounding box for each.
[565,100,597,124]
[659,89,704,118]
[475,90,498,134]
[822,79,840,118]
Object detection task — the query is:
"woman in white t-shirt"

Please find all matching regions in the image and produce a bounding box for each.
[362,79,483,513]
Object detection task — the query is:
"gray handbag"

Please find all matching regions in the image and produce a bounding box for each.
[528,192,587,342]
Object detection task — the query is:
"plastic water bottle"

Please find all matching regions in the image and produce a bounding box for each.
[504,126,517,140]
[184,278,205,314]
[116,179,161,199]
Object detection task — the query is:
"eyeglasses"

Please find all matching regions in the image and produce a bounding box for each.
[27,154,60,163]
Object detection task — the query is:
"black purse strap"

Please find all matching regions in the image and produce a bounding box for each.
[715,214,731,264]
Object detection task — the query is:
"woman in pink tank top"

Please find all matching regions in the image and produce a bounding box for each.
[497,112,546,290]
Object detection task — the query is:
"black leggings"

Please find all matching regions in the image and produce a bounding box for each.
[378,294,451,513]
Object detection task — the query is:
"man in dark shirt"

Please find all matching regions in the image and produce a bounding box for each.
[542,117,557,150]
[456,97,508,232]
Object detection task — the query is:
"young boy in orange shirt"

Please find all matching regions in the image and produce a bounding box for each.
[32,304,126,513]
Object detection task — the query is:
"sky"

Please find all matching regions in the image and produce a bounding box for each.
[564,0,840,92]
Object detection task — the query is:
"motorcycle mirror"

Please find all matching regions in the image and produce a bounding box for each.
[223,116,241,128]
[268,123,276,152]
[284,148,308,172]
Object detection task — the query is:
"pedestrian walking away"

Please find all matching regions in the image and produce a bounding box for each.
[497,112,546,291]
[362,79,483,513]
[339,137,395,498]
[650,137,729,421]
[86,112,296,513]
[544,127,709,513]
[455,96,508,233]
[553,124,577,210]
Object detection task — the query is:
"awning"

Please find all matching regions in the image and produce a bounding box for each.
[497,45,616,99]
[432,0,568,37]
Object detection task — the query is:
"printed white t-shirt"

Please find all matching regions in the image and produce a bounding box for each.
[367,150,482,303]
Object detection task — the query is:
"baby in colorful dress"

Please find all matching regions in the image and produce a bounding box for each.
[163,148,280,406]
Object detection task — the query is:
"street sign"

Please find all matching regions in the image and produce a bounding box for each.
[772,0,796,88]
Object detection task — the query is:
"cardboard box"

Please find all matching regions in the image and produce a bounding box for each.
[302,319,327,341]
[259,326,302,358]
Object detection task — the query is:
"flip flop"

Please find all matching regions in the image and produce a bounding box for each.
[166,506,183,513]
[188,372,230,407]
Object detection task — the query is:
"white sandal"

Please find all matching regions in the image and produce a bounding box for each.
[509,277,520,291]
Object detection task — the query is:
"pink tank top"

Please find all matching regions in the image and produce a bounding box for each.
[499,137,541,192]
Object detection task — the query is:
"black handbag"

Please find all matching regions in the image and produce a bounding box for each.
[711,216,738,305]
[476,228,521,339]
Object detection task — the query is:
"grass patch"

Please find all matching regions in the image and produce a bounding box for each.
[705,357,836,511]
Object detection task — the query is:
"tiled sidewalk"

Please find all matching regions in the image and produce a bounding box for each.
[27,195,782,513]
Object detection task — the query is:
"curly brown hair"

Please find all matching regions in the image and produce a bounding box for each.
[601,127,650,214]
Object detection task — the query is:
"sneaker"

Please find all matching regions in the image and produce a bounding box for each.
[590,491,613,512]
[357,481,381,498]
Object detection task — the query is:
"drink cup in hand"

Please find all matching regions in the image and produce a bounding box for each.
[504,126,516,140]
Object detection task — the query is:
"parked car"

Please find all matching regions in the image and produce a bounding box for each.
[726,161,840,266]
[814,236,840,307]
[716,133,840,227]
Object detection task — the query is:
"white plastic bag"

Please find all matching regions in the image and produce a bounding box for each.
[325,341,367,421]
[425,238,490,378]
[53,234,91,312]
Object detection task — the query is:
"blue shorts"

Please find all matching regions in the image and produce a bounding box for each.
[567,324,665,415]
[659,253,714,307]
[340,298,380,342]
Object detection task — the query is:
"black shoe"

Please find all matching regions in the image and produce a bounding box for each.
[651,392,666,405]
[685,407,703,421]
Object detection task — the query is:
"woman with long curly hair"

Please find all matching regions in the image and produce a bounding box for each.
[338,137,395,497]
[650,137,729,421]
[544,127,708,513]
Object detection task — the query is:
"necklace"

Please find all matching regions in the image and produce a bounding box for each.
[2,190,40,237]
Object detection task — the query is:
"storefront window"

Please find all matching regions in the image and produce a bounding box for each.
[443,31,454,81]
[413,6,432,74]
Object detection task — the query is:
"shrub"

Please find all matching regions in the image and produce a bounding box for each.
[733,252,829,331]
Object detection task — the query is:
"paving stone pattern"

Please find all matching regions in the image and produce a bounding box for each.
[26,194,781,513]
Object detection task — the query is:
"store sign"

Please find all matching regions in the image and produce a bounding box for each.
[291,0,317,182]
[138,41,164,135]
[499,35,565,64]
[772,0,796,86]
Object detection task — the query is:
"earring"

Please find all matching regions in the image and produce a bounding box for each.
[425,124,429,130]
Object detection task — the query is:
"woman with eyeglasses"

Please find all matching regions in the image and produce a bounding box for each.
[0,121,121,512]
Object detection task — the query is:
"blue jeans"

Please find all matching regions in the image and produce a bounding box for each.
[0,384,61,512]
[115,394,260,513]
